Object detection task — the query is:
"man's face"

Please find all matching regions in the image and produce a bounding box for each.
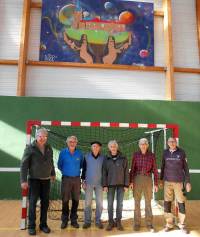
[139,143,149,152]
[67,138,77,151]
[109,144,118,155]
[91,144,101,154]
[36,132,48,146]
[168,139,177,150]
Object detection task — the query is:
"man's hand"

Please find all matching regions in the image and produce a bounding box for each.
[129,183,134,190]
[21,182,28,189]
[159,180,164,189]
[82,181,86,191]
[154,185,159,193]
[124,187,129,192]
[51,176,56,182]
[186,183,192,192]
[103,187,108,192]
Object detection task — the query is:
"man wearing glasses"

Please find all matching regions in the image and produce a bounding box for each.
[58,135,83,229]
[160,137,191,234]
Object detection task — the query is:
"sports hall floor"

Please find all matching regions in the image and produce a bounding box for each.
[0,200,200,237]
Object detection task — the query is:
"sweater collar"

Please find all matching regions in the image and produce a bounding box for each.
[91,152,100,159]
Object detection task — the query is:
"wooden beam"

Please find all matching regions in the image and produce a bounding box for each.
[163,0,175,100]
[1,58,199,74]
[27,61,200,73]
[174,67,200,74]
[196,0,200,60]
[0,60,18,65]
[30,2,42,8]
[27,60,166,72]
[154,10,164,17]
[17,0,31,96]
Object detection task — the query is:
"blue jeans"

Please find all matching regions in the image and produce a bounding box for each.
[84,184,103,224]
[107,186,124,223]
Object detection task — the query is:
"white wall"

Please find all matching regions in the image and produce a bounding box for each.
[0,0,199,101]
[0,66,18,96]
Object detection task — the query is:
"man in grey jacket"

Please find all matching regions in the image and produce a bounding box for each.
[102,140,129,231]
[20,128,55,236]
[81,141,105,229]
[160,137,191,233]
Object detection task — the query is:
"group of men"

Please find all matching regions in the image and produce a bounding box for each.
[20,128,191,236]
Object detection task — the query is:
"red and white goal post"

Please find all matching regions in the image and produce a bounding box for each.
[20,120,179,230]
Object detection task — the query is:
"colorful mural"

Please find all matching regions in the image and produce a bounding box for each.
[40,0,154,66]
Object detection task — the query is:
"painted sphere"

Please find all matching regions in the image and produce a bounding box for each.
[119,11,135,24]
[104,2,114,11]
[59,4,76,26]
[139,49,149,58]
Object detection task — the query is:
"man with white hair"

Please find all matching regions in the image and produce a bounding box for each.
[102,140,129,231]
[160,137,191,234]
[20,128,56,235]
[130,138,158,232]
[58,135,83,229]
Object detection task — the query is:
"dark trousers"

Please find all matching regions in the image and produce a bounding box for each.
[61,176,80,223]
[28,179,50,229]
[107,186,124,223]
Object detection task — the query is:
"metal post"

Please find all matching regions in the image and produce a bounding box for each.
[164,128,167,149]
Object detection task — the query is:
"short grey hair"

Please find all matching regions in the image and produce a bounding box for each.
[35,128,48,138]
[108,140,119,149]
[66,135,78,143]
[139,138,149,145]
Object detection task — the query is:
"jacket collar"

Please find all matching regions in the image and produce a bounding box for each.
[107,151,123,160]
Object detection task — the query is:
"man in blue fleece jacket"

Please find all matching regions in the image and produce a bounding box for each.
[58,135,83,229]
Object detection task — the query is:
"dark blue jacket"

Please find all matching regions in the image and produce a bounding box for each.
[160,147,190,183]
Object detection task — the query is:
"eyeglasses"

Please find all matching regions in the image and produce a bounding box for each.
[38,135,48,139]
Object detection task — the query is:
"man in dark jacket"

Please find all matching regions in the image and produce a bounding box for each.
[160,137,191,233]
[102,140,129,231]
[20,128,56,236]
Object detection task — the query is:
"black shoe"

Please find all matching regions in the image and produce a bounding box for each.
[28,228,36,235]
[116,221,124,231]
[147,225,155,233]
[134,225,140,231]
[71,222,79,228]
[40,225,51,234]
[95,222,104,229]
[106,222,114,231]
[61,221,68,229]
[83,223,91,229]
[164,226,173,232]
[180,226,189,234]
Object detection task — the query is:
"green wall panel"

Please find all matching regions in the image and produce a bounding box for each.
[0,96,200,199]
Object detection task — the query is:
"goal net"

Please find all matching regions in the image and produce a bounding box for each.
[21,120,179,228]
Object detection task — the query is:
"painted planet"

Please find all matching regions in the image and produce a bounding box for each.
[40,43,46,51]
[83,11,90,18]
[139,49,149,58]
[119,11,135,24]
[59,4,76,26]
[104,2,114,11]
